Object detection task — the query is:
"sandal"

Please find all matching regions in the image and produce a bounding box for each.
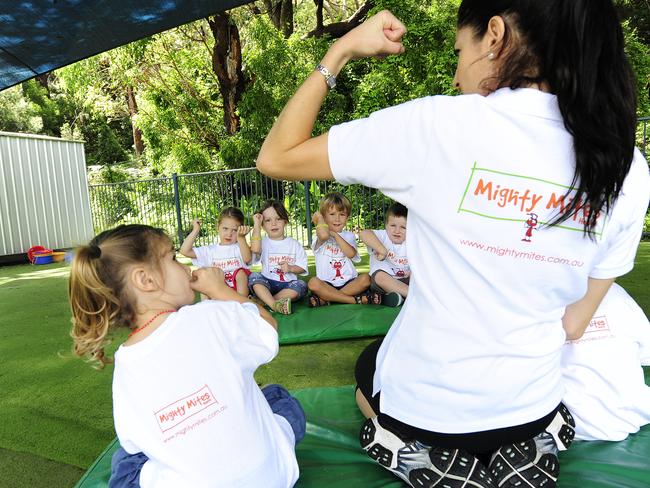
[273,297,292,315]
[309,294,330,308]
[354,290,383,305]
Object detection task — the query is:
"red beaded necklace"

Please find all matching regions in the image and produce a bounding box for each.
[128,309,176,338]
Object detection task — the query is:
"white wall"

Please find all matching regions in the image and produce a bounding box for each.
[0,132,94,256]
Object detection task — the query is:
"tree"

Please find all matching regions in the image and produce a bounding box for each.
[263,0,294,38]
[307,0,374,38]
[0,86,42,133]
[209,12,247,136]
[616,0,650,44]
[7,0,647,179]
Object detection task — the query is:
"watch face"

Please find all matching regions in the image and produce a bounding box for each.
[326,77,336,89]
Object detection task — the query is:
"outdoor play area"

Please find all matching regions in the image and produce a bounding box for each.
[1,1,650,488]
[0,244,648,487]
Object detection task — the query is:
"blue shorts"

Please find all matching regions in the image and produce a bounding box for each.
[108,385,305,487]
[249,273,308,300]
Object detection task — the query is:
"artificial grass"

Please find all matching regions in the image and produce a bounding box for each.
[0,242,648,487]
[0,448,84,488]
[616,241,650,311]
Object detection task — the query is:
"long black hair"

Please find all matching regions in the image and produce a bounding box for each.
[458,0,638,236]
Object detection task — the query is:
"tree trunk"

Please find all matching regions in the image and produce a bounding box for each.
[125,85,145,156]
[263,0,294,38]
[314,0,324,33]
[208,13,245,136]
[35,73,51,93]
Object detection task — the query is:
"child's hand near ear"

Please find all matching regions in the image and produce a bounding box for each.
[312,211,324,226]
[237,225,252,237]
[191,219,202,232]
[253,213,263,228]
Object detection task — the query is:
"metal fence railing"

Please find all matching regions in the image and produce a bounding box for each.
[89,169,393,248]
[89,118,650,246]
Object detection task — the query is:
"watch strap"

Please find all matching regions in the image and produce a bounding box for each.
[316,64,336,90]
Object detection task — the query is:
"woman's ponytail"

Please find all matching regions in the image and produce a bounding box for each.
[545,0,637,235]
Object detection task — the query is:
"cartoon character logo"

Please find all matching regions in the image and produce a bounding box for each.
[224,271,234,286]
[274,267,286,282]
[330,260,345,280]
[392,268,406,278]
[522,213,538,242]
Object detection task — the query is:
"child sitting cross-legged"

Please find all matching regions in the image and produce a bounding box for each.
[308,191,381,307]
[180,207,252,297]
[69,224,304,488]
[358,202,409,307]
[249,199,309,315]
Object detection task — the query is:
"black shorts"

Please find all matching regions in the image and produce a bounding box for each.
[355,338,559,460]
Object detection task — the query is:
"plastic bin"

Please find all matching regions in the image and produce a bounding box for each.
[51,252,66,263]
[33,251,53,264]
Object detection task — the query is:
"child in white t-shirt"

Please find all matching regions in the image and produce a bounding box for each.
[562,283,650,441]
[69,224,305,488]
[308,192,380,307]
[249,199,308,315]
[359,202,410,307]
[180,207,252,296]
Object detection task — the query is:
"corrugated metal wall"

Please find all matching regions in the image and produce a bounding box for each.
[0,132,94,256]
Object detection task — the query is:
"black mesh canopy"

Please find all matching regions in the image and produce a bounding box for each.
[0,0,253,91]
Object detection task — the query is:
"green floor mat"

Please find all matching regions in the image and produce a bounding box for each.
[76,374,650,488]
[277,301,399,345]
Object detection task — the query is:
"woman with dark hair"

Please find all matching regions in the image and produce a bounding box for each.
[256,1,650,487]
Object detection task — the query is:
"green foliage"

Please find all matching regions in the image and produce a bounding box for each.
[623,21,650,117]
[3,0,648,178]
[349,0,459,119]
[21,79,64,136]
[0,86,42,133]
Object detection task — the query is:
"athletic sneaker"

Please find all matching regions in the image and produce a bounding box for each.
[360,416,496,488]
[382,292,404,307]
[489,405,576,488]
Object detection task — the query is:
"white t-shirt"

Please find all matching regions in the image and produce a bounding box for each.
[329,88,650,433]
[257,237,308,282]
[367,229,410,278]
[312,230,360,285]
[562,283,650,441]
[112,301,299,488]
[192,243,249,288]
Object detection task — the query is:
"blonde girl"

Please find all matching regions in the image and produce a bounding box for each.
[69,224,305,487]
[180,206,252,296]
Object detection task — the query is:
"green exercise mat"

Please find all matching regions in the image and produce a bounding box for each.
[277,301,399,345]
[76,371,650,488]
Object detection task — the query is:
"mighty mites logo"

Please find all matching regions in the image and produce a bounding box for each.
[458,163,605,238]
[155,385,219,433]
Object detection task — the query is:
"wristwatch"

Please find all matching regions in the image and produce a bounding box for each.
[316,64,336,90]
